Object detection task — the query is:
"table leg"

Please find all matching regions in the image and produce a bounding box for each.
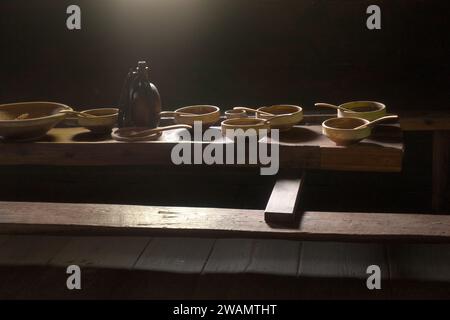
[432,131,449,212]
[264,170,306,224]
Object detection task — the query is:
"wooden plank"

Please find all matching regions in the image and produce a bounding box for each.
[0,235,10,247]
[320,146,403,172]
[299,242,388,279]
[387,243,450,298]
[319,125,403,172]
[400,112,450,131]
[265,172,305,224]
[432,131,449,212]
[49,236,150,269]
[268,125,403,172]
[194,239,254,299]
[0,235,71,299]
[0,201,449,241]
[245,239,301,276]
[298,241,390,299]
[0,125,403,172]
[223,239,302,299]
[134,237,214,273]
[0,235,70,266]
[388,243,450,283]
[202,238,253,274]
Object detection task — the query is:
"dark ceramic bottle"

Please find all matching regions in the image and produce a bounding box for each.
[117,68,134,128]
[118,61,161,128]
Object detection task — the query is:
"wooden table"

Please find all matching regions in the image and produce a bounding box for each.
[0,124,403,172]
[0,122,404,225]
[0,117,448,299]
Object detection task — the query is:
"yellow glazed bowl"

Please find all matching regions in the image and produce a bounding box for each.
[221,118,270,138]
[257,105,303,131]
[337,101,386,121]
[322,117,371,145]
[225,109,247,119]
[0,101,72,141]
[170,105,220,128]
[78,108,119,133]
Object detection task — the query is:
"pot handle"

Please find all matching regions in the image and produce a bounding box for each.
[159,111,177,118]
[263,113,294,125]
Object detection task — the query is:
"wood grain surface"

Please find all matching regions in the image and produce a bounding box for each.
[0,201,448,241]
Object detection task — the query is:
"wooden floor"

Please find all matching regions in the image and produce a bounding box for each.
[0,235,449,299]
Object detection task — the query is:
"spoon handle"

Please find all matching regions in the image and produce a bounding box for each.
[128,124,192,137]
[354,115,399,130]
[314,103,339,110]
[314,103,354,113]
[233,107,274,116]
[112,124,192,141]
[262,113,294,124]
[59,110,94,118]
[160,111,195,117]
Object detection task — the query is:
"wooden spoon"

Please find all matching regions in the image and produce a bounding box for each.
[233,107,274,117]
[314,103,354,113]
[111,124,192,141]
[353,115,398,130]
[58,110,98,118]
[159,111,197,117]
[262,113,296,124]
[232,109,297,126]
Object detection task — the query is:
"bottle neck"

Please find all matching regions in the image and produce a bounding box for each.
[136,67,149,81]
[137,61,150,79]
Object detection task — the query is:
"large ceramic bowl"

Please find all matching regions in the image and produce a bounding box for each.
[161,105,220,129]
[337,101,386,121]
[78,108,119,133]
[0,101,72,141]
[221,118,270,138]
[322,117,371,145]
[257,105,303,131]
[225,109,247,119]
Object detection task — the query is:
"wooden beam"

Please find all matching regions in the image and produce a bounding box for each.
[265,172,305,224]
[0,201,449,241]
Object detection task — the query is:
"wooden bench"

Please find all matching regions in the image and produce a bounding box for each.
[0,201,448,241]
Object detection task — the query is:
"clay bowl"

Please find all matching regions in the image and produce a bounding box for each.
[161,105,220,129]
[337,101,386,121]
[257,105,303,131]
[78,108,119,133]
[322,117,371,145]
[225,109,247,119]
[221,118,270,139]
[0,101,72,141]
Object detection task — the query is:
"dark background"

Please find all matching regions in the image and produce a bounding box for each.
[1,0,449,111]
